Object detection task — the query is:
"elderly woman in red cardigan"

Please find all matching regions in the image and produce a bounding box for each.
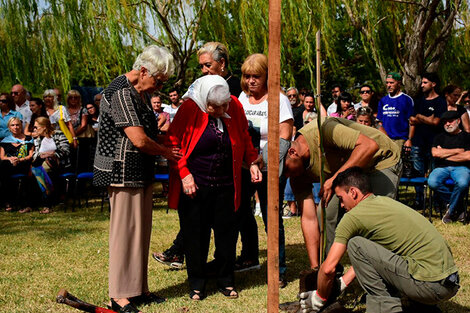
[167,75,262,300]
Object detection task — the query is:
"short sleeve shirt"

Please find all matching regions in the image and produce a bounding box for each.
[93,75,159,187]
[238,92,293,153]
[335,195,457,282]
[48,105,71,130]
[412,96,447,148]
[291,118,400,200]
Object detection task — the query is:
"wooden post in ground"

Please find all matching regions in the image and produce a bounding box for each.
[315,30,327,263]
[267,0,281,312]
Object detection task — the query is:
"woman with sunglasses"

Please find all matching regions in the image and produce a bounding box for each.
[0,93,23,141]
[443,85,470,132]
[357,84,378,114]
[0,117,34,212]
[66,90,89,137]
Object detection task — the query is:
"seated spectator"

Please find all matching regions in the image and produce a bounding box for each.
[462,91,470,117]
[32,117,71,214]
[0,93,23,141]
[356,106,376,128]
[330,92,356,120]
[443,85,470,132]
[86,102,100,133]
[93,93,102,108]
[66,90,89,137]
[428,111,470,223]
[43,89,78,149]
[0,117,34,212]
[25,98,48,136]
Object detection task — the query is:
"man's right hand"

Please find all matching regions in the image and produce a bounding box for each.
[163,146,181,163]
[299,290,326,313]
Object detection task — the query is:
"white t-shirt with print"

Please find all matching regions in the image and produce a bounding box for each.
[239,92,293,153]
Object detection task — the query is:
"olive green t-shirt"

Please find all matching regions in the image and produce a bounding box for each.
[335,195,457,282]
[291,118,400,200]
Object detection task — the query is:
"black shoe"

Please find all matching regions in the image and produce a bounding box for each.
[130,292,166,305]
[110,298,140,313]
[279,273,288,289]
[152,246,184,269]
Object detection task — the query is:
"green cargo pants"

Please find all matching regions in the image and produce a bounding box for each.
[347,236,459,313]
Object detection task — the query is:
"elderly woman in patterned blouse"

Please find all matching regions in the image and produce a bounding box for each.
[93,45,178,313]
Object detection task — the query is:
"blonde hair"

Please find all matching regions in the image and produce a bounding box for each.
[35,116,55,136]
[132,45,175,78]
[66,89,82,107]
[240,53,268,94]
[7,117,22,128]
[197,42,229,65]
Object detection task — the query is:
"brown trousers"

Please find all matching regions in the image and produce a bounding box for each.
[108,184,153,298]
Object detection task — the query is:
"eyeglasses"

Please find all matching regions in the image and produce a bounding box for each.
[0,99,7,103]
[11,91,20,95]
[360,90,372,94]
[287,94,297,98]
[68,96,80,99]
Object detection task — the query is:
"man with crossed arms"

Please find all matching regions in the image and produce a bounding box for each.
[299,167,459,313]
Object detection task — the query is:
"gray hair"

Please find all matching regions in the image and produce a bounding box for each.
[287,87,298,94]
[197,42,229,65]
[43,89,59,109]
[132,45,175,78]
[207,84,231,106]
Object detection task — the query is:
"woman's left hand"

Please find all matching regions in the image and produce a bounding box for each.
[250,164,262,183]
[182,173,198,198]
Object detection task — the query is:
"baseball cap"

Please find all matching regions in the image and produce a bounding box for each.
[387,72,402,81]
[262,138,291,177]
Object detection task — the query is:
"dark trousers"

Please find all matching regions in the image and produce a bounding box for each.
[0,160,33,207]
[236,169,287,274]
[178,185,237,291]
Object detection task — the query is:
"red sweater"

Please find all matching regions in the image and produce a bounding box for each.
[166,96,259,210]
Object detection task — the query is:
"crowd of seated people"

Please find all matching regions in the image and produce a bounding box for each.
[0,86,103,213]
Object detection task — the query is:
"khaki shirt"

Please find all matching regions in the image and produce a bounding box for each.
[291,118,400,200]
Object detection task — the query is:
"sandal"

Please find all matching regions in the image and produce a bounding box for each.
[110,298,141,313]
[40,207,52,214]
[189,290,205,301]
[218,287,238,299]
[19,207,32,214]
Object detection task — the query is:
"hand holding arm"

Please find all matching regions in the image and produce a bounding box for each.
[249,164,262,183]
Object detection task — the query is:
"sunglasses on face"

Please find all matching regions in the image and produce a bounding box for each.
[0,99,7,103]
[11,91,20,95]
[360,90,371,94]
[287,94,297,98]
[69,96,80,99]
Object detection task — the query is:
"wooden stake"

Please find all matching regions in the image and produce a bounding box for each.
[267,0,281,312]
[315,30,327,264]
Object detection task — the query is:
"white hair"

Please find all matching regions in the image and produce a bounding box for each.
[132,45,175,78]
[207,84,231,106]
[43,89,59,109]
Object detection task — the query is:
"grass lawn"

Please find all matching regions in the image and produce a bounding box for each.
[0,187,469,313]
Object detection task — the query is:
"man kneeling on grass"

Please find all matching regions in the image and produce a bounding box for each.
[300,167,459,313]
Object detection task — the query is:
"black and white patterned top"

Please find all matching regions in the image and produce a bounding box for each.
[93,75,159,187]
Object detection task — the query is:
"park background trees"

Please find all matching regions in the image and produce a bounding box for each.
[1,0,469,101]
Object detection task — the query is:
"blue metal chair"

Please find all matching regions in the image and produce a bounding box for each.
[398,176,430,220]
[430,178,469,224]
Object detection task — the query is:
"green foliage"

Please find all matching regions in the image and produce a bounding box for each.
[0,0,469,99]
